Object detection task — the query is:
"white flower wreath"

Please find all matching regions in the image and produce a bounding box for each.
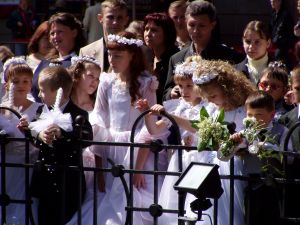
[107,34,144,47]
[174,61,198,77]
[192,71,218,85]
[71,55,101,67]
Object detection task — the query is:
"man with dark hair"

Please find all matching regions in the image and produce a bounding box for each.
[163,0,243,100]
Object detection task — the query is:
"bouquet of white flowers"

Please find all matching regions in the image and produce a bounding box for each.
[190,107,231,151]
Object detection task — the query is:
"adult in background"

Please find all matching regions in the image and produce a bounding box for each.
[168,0,191,50]
[144,12,179,104]
[163,0,243,100]
[236,20,272,85]
[79,0,129,72]
[269,0,296,68]
[26,21,54,72]
[32,12,86,102]
[6,0,39,56]
[83,0,103,44]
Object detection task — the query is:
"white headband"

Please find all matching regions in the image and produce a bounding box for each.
[107,34,144,47]
[2,57,28,83]
[192,71,218,85]
[174,61,197,77]
[71,55,101,67]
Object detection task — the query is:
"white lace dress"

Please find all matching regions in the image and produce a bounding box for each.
[89,71,164,225]
[0,102,41,225]
[157,99,215,225]
[183,106,247,225]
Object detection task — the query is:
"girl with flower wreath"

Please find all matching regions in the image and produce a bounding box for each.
[190,59,256,225]
[65,56,104,225]
[89,31,161,225]
[0,57,42,224]
[136,55,215,225]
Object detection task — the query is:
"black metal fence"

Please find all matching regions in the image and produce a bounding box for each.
[0,107,300,225]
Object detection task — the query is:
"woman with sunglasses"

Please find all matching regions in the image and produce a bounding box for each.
[258,62,295,120]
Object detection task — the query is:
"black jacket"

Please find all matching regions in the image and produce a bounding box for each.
[163,42,244,100]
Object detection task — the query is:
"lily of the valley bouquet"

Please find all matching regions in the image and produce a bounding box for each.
[218,117,282,164]
[190,107,230,151]
[29,88,73,137]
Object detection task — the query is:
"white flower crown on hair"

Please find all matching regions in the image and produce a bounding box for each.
[107,34,144,47]
[174,61,198,77]
[71,55,101,67]
[192,71,218,85]
[2,57,28,83]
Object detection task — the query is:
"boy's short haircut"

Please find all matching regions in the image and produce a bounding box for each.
[245,91,275,112]
[39,65,73,97]
[185,0,216,21]
[291,65,300,83]
[101,0,128,14]
[261,66,289,87]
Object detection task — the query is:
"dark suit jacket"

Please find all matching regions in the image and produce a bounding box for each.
[163,42,244,100]
[235,56,273,85]
[31,100,93,225]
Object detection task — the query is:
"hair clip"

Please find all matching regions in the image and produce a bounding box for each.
[71,55,101,67]
[268,61,287,70]
[2,57,27,83]
[107,34,144,47]
[192,71,218,85]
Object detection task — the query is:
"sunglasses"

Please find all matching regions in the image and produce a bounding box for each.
[258,81,283,91]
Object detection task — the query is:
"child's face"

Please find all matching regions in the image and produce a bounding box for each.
[258,75,286,101]
[292,76,300,103]
[186,14,216,47]
[108,49,133,74]
[246,106,275,127]
[10,73,32,98]
[38,81,57,106]
[98,6,128,36]
[144,21,165,49]
[177,79,199,104]
[200,83,226,108]
[77,64,100,95]
[243,30,270,60]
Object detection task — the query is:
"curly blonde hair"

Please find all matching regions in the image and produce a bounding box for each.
[194,60,256,108]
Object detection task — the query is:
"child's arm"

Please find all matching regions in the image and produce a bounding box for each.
[150,104,196,133]
[133,147,150,190]
[136,99,167,135]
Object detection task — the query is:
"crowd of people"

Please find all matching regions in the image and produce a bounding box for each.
[0,0,300,225]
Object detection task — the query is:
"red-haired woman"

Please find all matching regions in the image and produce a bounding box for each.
[144,12,179,104]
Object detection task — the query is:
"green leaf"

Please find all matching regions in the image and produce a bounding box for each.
[190,120,200,130]
[197,140,208,151]
[200,106,209,121]
[215,108,225,123]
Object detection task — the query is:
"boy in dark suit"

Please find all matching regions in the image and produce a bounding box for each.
[29,65,93,225]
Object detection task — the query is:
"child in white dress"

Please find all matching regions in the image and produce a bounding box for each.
[190,59,257,225]
[0,57,41,225]
[89,31,159,225]
[136,57,215,225]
